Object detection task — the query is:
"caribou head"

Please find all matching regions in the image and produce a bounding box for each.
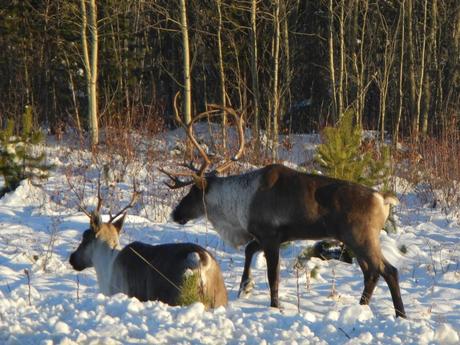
[160,92,245,226]
[68,178,140,274]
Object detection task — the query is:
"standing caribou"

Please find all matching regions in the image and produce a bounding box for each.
[162,94,406,318]
[68,183,228,308]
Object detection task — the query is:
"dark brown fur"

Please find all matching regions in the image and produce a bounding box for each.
[69,213,228,309]
[172,164,406,317]
[114,242,228,307]
[245,165,405,317]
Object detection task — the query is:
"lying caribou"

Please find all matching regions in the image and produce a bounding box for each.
[161,94,406,318]
[68,184,227,308]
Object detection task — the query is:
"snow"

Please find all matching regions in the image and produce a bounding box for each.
[0,131,459,344]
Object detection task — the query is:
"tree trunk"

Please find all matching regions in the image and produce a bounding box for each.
[281,0,291,129]
[216,0,227,149]
[272,0,281,161]
[422,0,437,136]
[328,0,337,122]
[337,0,345,119]
[251,0,260,149]
[180,0,192,126]
[354,0,368,128]
[63,51,82,136]
[377,3,399,142]
[406,0,418,139]
[81,0,99,147]
[416,0,428,139]
[180,0,192,156]
[394,0,405,144]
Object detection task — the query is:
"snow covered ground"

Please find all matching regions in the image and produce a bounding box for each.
[0,131,459,344]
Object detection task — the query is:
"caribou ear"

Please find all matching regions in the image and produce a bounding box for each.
[193,176,207,190]
[112,212,126,233]
[90,211,103,232]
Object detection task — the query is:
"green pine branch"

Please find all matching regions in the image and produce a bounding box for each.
[0,106,52,196]
[315,109,393,188]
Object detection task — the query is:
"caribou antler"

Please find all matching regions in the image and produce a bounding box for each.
[95,177,103,213]
[158,168,195,189]
[67,170,140,222]
[206,104,245,174]
[65,170,103,218]
[160,92,246,189]
[172,92,217,176]
[108,179,141,223]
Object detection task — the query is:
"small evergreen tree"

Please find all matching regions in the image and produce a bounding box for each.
[0,106,51,196]
[314,109,397,238]
[176,271,212,308]
[315,109,392,188]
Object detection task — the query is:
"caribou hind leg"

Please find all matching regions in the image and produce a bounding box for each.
[238,240,261,297]
[357,257,380,305]
[354,249,406,318]
[380,258,406,318]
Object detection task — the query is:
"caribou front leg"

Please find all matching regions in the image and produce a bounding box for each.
[238,240,261,297]
[263,240,281,308]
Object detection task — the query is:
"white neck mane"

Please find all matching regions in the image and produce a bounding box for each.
[91,241,121,295]
[205,171,261,247]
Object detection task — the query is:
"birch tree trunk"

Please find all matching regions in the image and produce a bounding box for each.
[180,0,192,128]
[337,0,345,119]
[406,0,418,138]
[415,0,428,139]
[216,0,227,149]
[421,0,437,136]
[272,0,281,161]
[353,0,368,128]
[377,4,399,142]
[328,0,337,122]
[180,0,192,157]
[250,0,260,148]
[81,0,99,146]
[281,0,291,129]
[63,51,82,136]
[394,0,405,143]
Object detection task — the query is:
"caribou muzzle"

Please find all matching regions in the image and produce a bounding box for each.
[69,252,86,271]
[172,208,189,225]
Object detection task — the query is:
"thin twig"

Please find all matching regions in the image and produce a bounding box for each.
[338,327,351,339]
[24,269,31,306]
[128,246,182,292]
[296,267,301,314]
[76,274,80,302]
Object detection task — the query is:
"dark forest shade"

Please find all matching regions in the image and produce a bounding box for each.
[0,1,458,139]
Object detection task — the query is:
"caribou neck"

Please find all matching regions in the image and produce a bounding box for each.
[204,171,261,247]
[91,240,121,295]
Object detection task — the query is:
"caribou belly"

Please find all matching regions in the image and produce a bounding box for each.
[208,216,253,248]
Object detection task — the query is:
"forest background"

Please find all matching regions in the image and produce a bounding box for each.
[0,0,458,152]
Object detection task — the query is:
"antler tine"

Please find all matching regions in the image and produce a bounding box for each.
[172,92,184,127]
[185,124,211,176]
[95,176,103,213]
[206,104,245,174]
[187,107,238,176]
[174,91,221,127]
[179,161,197,172]
[174,91,213,178]
[158,168,195,189]
[108,179,142,223]
[168,94,245,186]
[65,171,93,218]
[190,108,222,123]
[158,161,201,191]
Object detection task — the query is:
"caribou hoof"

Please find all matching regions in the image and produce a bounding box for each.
[238,278,255,298]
